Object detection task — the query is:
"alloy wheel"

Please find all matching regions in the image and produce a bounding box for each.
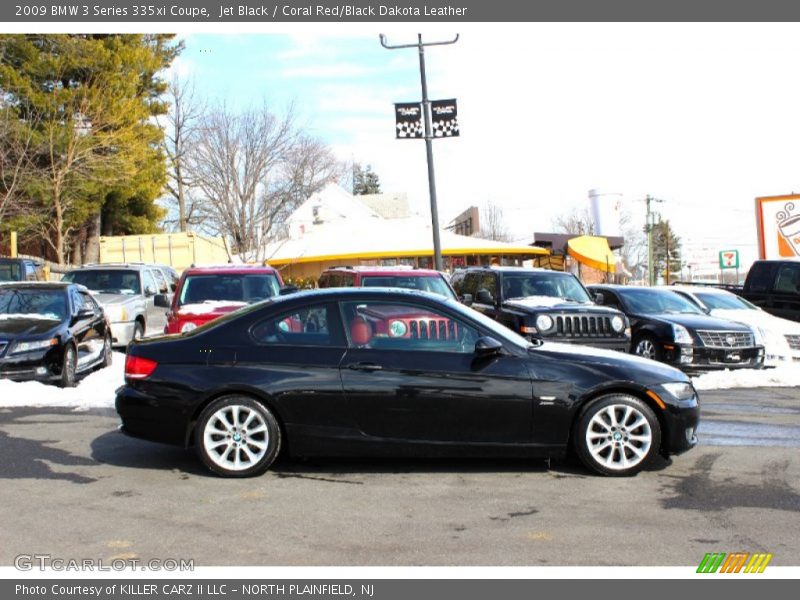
[202,404,270,472]
[585,404,652,471]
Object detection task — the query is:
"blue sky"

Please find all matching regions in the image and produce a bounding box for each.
[166,25,800,269]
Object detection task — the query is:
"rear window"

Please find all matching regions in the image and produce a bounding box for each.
[361,275,456,300]
[179,273,281,307]
[0,262,22,282]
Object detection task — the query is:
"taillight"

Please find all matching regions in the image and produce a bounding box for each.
[125,355,158,380]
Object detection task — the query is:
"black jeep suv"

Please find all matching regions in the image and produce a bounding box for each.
[450,267,630,351]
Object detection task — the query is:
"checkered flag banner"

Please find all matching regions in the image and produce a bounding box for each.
[431,99,459,138]
[394,102,423,139]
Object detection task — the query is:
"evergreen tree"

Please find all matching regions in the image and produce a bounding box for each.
[651,220,682,283]
[0,34,181,263]
[352,163,381,195]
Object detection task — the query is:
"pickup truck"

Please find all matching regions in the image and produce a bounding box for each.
[0,257,45,282]
[679,260,800,322]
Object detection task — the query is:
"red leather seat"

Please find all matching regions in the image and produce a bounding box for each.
[350,317,372,346]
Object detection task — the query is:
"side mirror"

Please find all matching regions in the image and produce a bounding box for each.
[279,285,299,296]
[154,294,171,308]
[475,289,495,305]
[144,285,156,297]
[459,293,473,305]
[594,292,604,304]
[74,308,94,321]
[474,336,504,357]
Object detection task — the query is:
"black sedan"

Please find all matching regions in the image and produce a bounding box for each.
[117,288,699,478]
[0,282,112,387]
[589,285,764,371]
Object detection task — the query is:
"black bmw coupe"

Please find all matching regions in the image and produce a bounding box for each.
[0,282,112,387]
[116,288,700,478]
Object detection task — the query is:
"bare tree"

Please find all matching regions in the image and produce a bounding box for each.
[158,75,204,232]
[190,103,297,261]
[551,206,595,236]
[477,201,510,242]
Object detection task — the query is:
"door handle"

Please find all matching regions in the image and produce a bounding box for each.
[348,362,383,372]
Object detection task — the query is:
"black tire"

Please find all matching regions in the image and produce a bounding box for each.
[101,333,113,368]
[573,394,661,477]
[59,344,77,388]
[632,333,662,362]
[195,395,282,478]
[132,321,144,342]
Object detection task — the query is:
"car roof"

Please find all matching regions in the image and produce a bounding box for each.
[0,281,71,289]
[669,285,733,296]
[183,265,279,276]
[277,286,456,304]
[323,266,443,276]
[454,266,558,273]
[68,263,148,271]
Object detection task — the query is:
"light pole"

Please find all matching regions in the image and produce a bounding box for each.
[380,33,459,272]
[644,195,664,286]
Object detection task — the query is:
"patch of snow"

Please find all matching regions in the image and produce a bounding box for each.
[0,352,124,409]
[178,300,248,315]
[692,364,800,390]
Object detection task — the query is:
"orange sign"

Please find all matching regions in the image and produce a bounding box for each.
[755,194,800,259]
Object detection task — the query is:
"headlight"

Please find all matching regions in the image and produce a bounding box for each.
[180,322,197,333]
[12,338,58,354]
[751,326,765,346]
[105,306,128,322]
[672,324,693,344]
[660,382,696,401]
[389,320,408,337]
[611,315,625,332]
[535,315,553,331]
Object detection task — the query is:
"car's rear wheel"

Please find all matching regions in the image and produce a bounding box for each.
[59,344,77,388]
[132,321,144,341]
[574,394,661,476]
[195,396,281,478]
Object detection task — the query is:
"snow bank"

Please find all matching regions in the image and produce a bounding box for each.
[692,364,800,390]
[0,352,124,409]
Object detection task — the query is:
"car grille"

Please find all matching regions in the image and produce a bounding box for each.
[785,334,800,351]
[554,315,619,338]
[409,319,458,340]
[697,330,754,348]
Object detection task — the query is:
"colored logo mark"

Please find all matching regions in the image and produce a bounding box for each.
[697,552,773,573]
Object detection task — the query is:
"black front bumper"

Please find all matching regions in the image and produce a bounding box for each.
[0,352,60,382]
[660,343,764,371]
[661,398,700,455]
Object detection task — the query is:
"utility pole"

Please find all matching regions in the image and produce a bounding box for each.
[644,195,664,286]
[380,33,459,272]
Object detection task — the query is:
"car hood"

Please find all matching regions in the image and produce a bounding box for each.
[710,308,800,335]
[505,296,610,313]
[639,312,751,331]
[176,301,248,318]
[93,293,140,306]
[0,316,61,337]
[531,341,690,383]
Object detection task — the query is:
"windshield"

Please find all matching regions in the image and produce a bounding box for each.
[361,275,457,300]
[178,273,281,307]
[696,292,758,311]
[621,288,704,315]
[0,288,66,320]
[502,272,593,303]
[449,299,533,350]
[63,269,140,295]
[0,262,22,282]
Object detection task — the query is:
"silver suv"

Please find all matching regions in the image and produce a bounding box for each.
[62,263,173,347]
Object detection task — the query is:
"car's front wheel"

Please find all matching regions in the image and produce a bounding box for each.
[633,333,661,361]
[195,396,281,477]
[59,344,77,388]
[574,394,661,476]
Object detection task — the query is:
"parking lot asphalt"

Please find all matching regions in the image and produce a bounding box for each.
[0,387,798,567]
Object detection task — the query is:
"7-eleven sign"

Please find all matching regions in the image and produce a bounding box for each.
[719,249,739,269]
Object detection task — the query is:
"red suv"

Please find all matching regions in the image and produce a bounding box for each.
[165,265,284,334]
[318,266,457,300]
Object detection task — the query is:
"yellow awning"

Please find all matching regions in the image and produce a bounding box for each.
[567,236,616,273]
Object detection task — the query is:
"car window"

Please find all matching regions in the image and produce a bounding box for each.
[340,273,356,287]
[70,288,86,314]
[774,263,800,293]
[461,272,480,297]
[595,289,623,310]
[746,262,776,293]
[179,274,280,306]
[0,262,22,281]
[620,288,704,314]
[476,273,497,301]
[142,270,157,295]
[0,288,67,320]
[251,303,344,347]
[695,292,757,310]
[152,269,169,294]
[340,300,481,353]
